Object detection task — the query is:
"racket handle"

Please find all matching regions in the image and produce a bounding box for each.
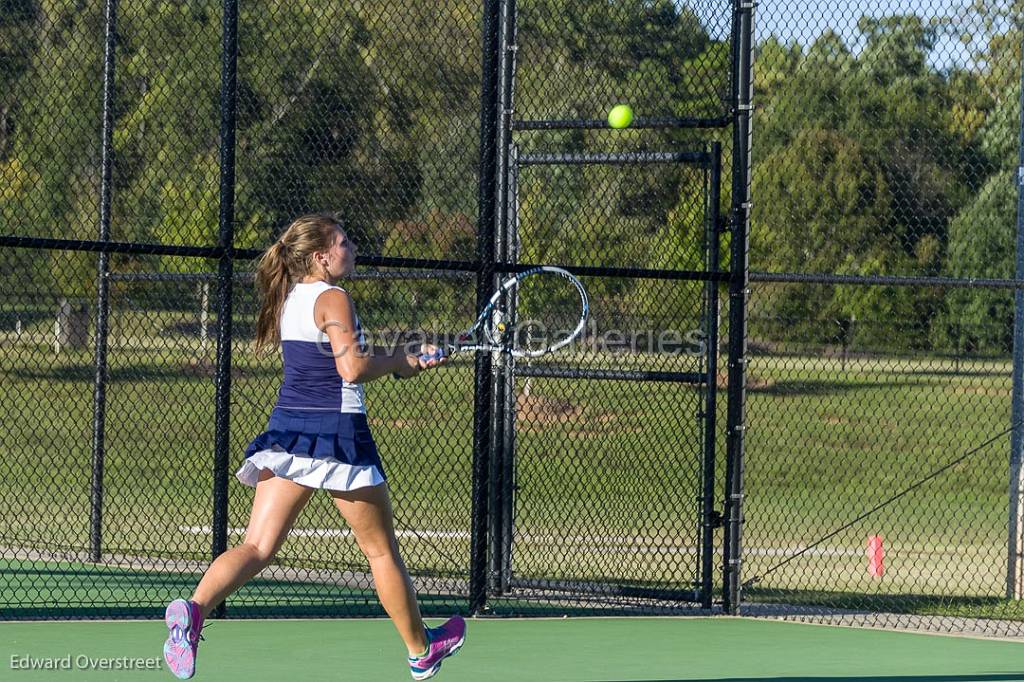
[392,348,448,379]
[419,348,448,363]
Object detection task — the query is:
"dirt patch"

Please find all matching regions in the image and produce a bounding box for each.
[564,410,649,439]
[516,393,584,431]
[515,400,652,439]
[716,370,774,391]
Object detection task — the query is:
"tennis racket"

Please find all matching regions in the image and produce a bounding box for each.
[398,266,589,375]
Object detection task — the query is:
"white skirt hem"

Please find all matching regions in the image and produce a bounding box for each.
[235,447,385,492]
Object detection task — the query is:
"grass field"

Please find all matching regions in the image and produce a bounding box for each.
[1,308,1020,621]
[739,351,1017,621]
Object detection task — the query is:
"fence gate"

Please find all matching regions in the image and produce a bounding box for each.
[483,143,725,611]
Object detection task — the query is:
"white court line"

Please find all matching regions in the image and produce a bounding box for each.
[179,525,864,557]
[179,525,467,540]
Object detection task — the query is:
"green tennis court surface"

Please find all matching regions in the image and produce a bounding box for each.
[2,618,1022,681]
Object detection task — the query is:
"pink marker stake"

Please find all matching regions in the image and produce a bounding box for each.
[867,535,885,577]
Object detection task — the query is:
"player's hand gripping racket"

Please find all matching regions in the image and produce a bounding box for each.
[396,266,589,377]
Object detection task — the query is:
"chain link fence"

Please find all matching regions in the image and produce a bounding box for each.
[0,0,734,620]
[743,0,1024,635]
[3,0,1024,637]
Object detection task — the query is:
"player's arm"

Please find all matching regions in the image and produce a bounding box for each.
[316,288,413,382]
[316,289,441,382]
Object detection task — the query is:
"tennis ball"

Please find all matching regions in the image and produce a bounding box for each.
[607,104,634,129]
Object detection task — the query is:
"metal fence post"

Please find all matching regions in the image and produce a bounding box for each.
[488,0,519,597]
[470,0,502,613]
[499,142,520,594]
[89,0,118,564]
[199,282,210,355]
[1006,32,1024,601]
[701,142,723,609]
[210,0,239,619]
[724,0,754,615]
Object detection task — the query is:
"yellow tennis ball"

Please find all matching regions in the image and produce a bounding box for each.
[607,104,634,129]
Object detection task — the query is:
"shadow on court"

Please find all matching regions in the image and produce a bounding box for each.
[7,361,276,382]
[743,586,1024,620]
[607,676,1024,682]
[753,379,897,397]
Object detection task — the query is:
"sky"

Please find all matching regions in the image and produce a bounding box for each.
[751,0,982,70]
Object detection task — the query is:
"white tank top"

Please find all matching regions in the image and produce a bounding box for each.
[275,280,367,414]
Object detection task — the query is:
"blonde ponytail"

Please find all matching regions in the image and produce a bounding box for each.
[253,241,291,355]
[253,214,343,356]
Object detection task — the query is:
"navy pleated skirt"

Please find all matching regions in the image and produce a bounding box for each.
[235,408,386,491]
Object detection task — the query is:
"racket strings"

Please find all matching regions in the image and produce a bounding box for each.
[487,268,589,358]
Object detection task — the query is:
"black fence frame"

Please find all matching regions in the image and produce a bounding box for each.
[0,0,753,617]
[492,144,726,608]
[9,0,1024,628]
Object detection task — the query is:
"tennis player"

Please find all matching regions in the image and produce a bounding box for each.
[162,214,466,680]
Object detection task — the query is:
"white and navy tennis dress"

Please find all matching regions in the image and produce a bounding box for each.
[235,280,386,491]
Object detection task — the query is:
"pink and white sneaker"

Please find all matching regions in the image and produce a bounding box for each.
[407,616,466,680]
[163,599,205,679]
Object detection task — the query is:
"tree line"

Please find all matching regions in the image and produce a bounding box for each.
[1,1,1021,353]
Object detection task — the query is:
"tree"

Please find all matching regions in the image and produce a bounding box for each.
[936,170,1016,352]
[2,0,107,298]
[0,0,37,159]
[751,18,980,348]
[931,0,1022,351]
